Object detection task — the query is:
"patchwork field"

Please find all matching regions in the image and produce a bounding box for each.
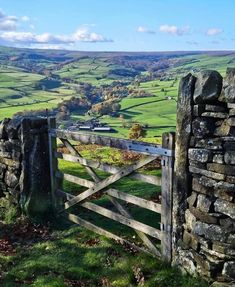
[0,48,235,140]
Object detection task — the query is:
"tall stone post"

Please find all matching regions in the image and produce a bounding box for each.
[173,69,235,284]
[20,117,52,220]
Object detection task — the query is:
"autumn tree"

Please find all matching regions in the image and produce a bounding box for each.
[128,123,146,139]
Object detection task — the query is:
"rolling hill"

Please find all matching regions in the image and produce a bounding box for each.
[0,46,234,141]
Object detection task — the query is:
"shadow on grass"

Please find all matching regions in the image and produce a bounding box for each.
[1,223,210,287]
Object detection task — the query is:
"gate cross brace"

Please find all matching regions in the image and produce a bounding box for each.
[60,139,160,256]
[63,151,157,210]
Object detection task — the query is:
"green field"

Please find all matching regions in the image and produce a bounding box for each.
[71,79,177,141]
[0,48,235,139]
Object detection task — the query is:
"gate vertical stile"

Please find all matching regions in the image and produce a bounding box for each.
[161,132,175,261]
[48,117,59,210]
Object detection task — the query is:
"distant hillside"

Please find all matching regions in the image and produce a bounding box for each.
[0,46,235,141]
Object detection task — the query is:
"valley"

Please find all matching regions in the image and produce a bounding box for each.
[0,47,235,141]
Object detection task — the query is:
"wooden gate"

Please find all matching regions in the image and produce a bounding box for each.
[48,118,175,261]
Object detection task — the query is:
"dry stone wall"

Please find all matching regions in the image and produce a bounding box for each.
[0,117,52,220]
[0,118,22,198]
[174,68,235,284]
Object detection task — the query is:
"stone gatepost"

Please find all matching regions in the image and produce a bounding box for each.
[0,117,52,221]
[173,69,235,284]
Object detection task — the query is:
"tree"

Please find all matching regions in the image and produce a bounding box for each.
[128,123,146,139]
[112,103,121,112]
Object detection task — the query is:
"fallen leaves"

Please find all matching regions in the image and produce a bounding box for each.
[0,219,52,254]
[132,265,145,286]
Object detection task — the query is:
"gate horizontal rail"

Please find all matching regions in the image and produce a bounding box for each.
[49,128,174,157]
[48,118,175,261]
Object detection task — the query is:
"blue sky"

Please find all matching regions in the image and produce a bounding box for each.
[0,0,234,51]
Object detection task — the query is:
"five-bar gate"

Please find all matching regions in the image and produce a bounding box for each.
[48,118,175,261]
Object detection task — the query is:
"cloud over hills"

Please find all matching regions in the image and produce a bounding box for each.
[159,25,190,36]
[0,9,112,48]
[0,10,18,31]
[206,28,223,36]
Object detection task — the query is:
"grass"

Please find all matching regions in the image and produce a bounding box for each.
[0,223,209,287]
[0,145,209,286]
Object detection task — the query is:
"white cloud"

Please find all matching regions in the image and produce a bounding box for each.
[21,16,30,22]
[0,28,113,47]
[137,26,155,34]
[0,9,112,47]
[206,28,223,36]
[0,10,18,31]
[159,25,190,36]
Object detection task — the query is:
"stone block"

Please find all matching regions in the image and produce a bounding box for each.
[189,160,207,169]
[0,118,10,140]
[0,158,20,169]
[193,70,223,104]
[224,86,235,103]
[193,222,228,242]
[184,209,197,231]
[188,148,213,163]
[175,249,197,276]
[183,230,200,251]
[213,154,224,164]
[187,191,198,207]
[195,138,223,150]
[215,199,235,220]
[224,151,235,164]
[189,205,218,224]
[192,117,216,138]
[189,166,225,181]
[205,105,227,112]
[214,120,235,137]
[229,108,235,116]
[6,118,21,139]
[197,194,214,212]
[213,242,235,257]
[201,112,228,119]
[222,261,235,280]
[5,171,18,188]
[207,163,235,176]
[192,177,213,195]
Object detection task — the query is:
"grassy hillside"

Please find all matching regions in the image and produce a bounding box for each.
[0,47,235,139]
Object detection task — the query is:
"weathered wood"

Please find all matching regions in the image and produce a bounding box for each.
[55,152,161,186]
[65,212,157,257]
[48,118,60,209]
[81,201,161,240]
[56,171,94,188]
[106,189,161,213]
[50,129,173,157]
[108,196,161,257]
[161,132,175,261]
[60,138,99,182]
[58,189,161,240]
[64,155,158,210]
